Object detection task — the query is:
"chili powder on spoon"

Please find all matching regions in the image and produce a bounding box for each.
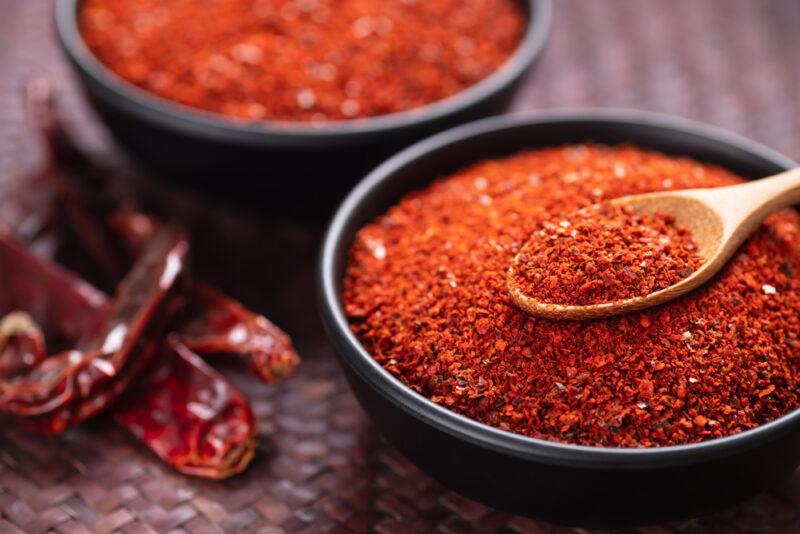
[509,203,702,306]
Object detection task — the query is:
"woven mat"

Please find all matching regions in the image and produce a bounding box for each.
[3,0,800,532]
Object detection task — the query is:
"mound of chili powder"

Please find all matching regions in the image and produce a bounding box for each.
[344,145,800,447]
[509,203,702,305]
[79,0,524,122]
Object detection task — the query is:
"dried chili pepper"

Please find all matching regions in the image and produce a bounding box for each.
[9,84,300,385]
[509,203,702,305]
[78,211,300,384]
[345,145,800,447]
[114,336,257,479]
[0,82,295,476]
[0,227,187,433]
[178,284,299,383]
[0,233,104,387]
[79,0,525,122]
[0,235,259,475]
[0,229,107,348]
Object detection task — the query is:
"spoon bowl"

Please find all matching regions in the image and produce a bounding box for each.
[509,167,800,320]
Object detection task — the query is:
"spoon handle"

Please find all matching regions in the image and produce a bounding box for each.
[743,167,800,211]
[683,167,800,244]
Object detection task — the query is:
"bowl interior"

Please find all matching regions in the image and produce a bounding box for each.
[56,0,551,143]
[320,110,800,467]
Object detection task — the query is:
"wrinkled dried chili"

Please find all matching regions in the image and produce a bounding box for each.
[9,82,300,388]
[113,336,258,480]
[509,203,702,305]
[0,227,187,433]
[345,145,800,447]
[179,284,300,383]
[79,0,525,122]
[102,214,300,384]
[0,236,259,477]
[0,83,298,477]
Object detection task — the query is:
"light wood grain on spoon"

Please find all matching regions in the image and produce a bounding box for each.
[509,167,800,320]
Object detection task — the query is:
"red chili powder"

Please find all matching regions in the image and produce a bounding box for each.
[344,145,800,447]
[509,203,702,305]
[79,0,525,122]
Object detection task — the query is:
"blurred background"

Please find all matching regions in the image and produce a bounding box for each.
[2,0,800,532]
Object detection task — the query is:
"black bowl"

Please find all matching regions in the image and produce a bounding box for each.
[318,110,800,528]
[54,0,551,192]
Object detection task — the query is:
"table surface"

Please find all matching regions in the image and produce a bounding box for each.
[3,1,800,532]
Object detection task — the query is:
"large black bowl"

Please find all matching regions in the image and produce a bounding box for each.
[318,110,800,527]
[54,0,551,192]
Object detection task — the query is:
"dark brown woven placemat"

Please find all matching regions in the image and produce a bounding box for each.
[3,0,800,532]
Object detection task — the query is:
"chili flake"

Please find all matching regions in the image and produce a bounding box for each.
[344,145,800,447]
[79,0,525,122]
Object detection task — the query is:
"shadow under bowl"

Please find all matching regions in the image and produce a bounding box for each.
[318,110,800,528]
[54,0,551,196]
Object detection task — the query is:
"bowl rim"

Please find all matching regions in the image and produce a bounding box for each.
[318,108,800,470]
[54,0,551,146]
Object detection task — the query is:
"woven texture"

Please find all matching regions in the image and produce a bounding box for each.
[3,0,800,532]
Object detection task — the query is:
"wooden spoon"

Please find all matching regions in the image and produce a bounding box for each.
[509,167,800,320]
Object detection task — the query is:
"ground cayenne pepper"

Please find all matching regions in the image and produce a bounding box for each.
[79,0,525,122]
[344,145,800,447]
[509,203,702,305]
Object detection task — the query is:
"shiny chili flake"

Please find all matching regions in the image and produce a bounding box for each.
[344,145,800,447]
[79,0,525,122]
[509,203,702,305]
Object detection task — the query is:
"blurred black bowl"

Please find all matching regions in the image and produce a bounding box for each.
[54,0,551,194]
[318,110,800,527]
